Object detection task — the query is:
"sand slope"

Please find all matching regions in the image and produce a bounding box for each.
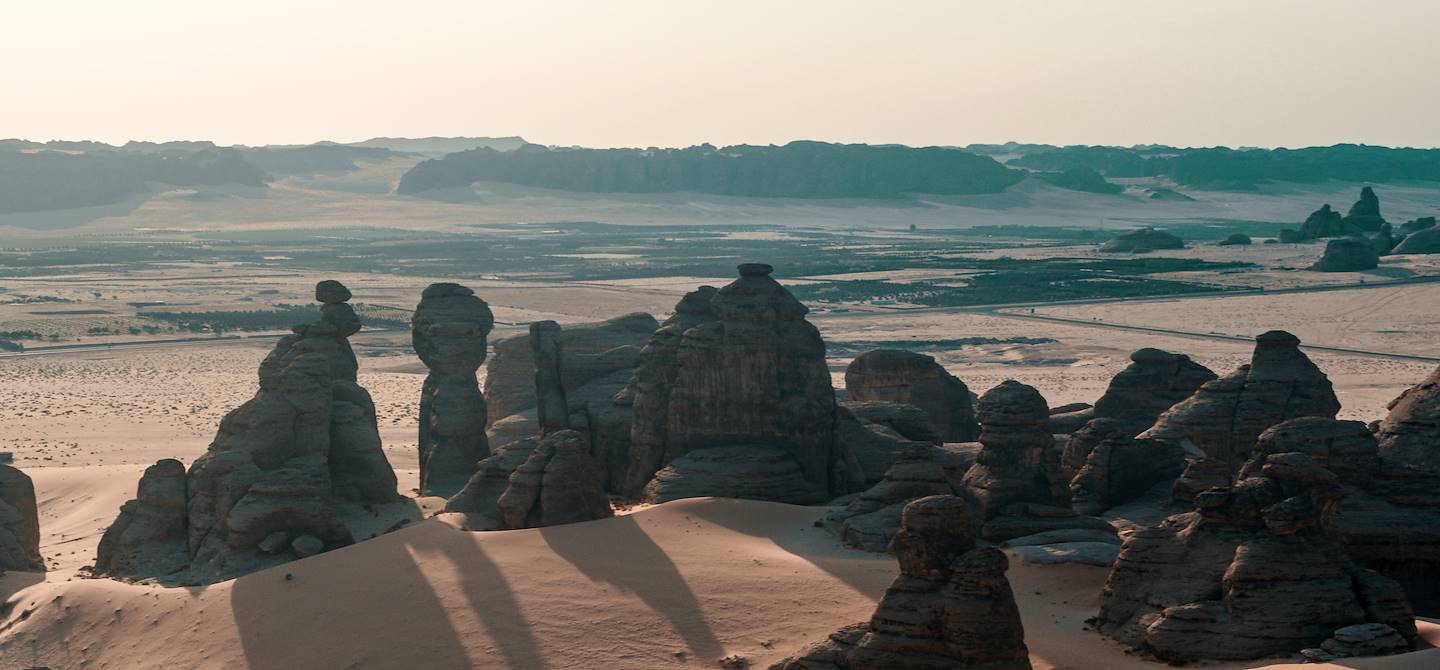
[2,494,1436,670]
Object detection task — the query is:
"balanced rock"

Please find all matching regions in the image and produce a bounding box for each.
[1141,330,1340,499]
[624,265,850,500]
[0,464,42,572]
[844,349,979,442]
[1098,228,1183,253]
[775,496,1031,670]
[413,282,495,497]
[1311,236,1380,272]
[1096,450,1416,662]
[962,381,1066,520]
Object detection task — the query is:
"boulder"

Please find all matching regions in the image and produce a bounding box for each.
[624,265,850,500]
[1096,450,1416,662]
[1140,330,1340,499]
[773,496,1031,670]
[1375,365,1440,479]
[834,404,934,484]
[1216,233,1252,246]
[413,282,495,497]
[844,349,979,442]
[840,401,939,445]
[1302,623,1411,663]
[1391,226,1440,254]
[1311,237,1379,272]
[1098,228,1183,253]
[0,464,42,572]
[1298,203,1347,239]
[94,459,189,578]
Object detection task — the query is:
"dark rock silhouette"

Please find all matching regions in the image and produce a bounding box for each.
[483,313,655,424]
[844,349,979,442]
[1140,331,1340,499]
[823,446,971,551]
[96,281,400,583]
[530,320,569,433]
[1391,226,1440,254]
[1376,365,1440,477]
[1063,418,1187,515]
[624,264,850,501]
[413,282,495,497]
[1299,203,1346,238]
[445,430,611,529]
[1053,348,1215,437]
[962,381,1066,519]
[1311,237,1380,272]
[1217,233,1252,246]
[775,495,1031,670]
[1098,228,1183,253]
[836,403,939,484]
[1097,449,1416,662]
[1342,186,1386,232]
[0,463,42,572]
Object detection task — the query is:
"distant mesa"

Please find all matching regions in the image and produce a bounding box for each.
[1037,166,1123,194]
[1097,227,1184,253]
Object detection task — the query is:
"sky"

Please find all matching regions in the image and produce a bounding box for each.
[4,0,1439,149]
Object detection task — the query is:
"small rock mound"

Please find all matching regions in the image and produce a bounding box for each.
[1311,236,1380,272]
[844,349,979,442]
[0,464,41,572]
[1217,233,1252,246]
[1098,228,1183,253]
[774,495,1031,670]
[642,446,827,505]
[1391,226,1440,255]
[1301,623,1411,663]
[1077,347,1216,438]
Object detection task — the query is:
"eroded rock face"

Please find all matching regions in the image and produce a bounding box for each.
[1096,450,1415,662]
[643,446,828,505]
[962,381,1066,519]
[1064,418,1187,515]
[624,265,845,500]
[1089,348,1216,437]
[1375,365,1440,477]
[774,496,1031,670]
[1311,237,1380,272]
[98,281,400,583]
[413,282,495,497]
[823,446,967,551]
[0,464,42,572]
[1299,203,1347,239]
[1342,186,1386,232]
[444,430,611,529]
[844,349,979,442]
[1140,330,1340,499]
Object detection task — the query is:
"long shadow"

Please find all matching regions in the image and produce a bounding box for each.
[681,498,894,597]
[539,515,725,661]
[0,571,45,610]
[232,519,545,669]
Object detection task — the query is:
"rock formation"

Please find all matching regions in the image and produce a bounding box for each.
[775,495,1032,670]
[1299,203,1346,238]
[836,402,938,484]
[961,381,1066,519]
[1216,233,1252,246]
[1063,418,1187,515]
[1302,624,1412,663]
[1052,348,1215,437]
[1140,330,1340,499]
[1342,186,1387,232]
[413,282,495,497]
[624,264,852,501]
[643,446,829,505]
[1375,365,1440,478]
[96,281,401,583]
[1098,228,1183,253]
[0,463,42,572]
[1399,216,1436,236]
[1311,236,1380,272]
[824,446,969,551]
[1096,449,1416,662]
[844,349,979,442]
[529,320,569,433]
[1391,226,1440,255]
[445,430,612,529]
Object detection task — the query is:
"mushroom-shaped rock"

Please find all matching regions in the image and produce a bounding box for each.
[412,282,495,497]
[962,381,1066,519]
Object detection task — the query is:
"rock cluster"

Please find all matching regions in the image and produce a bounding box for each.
[1063,418,1187,515]
[844,349,979,442]
[824,446,970,551]
[444,430,611,529]
[1096,447,1416,662]
[1097,228,1184,253]
[413,282,495,497]
[1051,348,1215,436]
[1343,186,1387,231]
[0,464,42,573]
[1298,203,1347,238]
[96,281,401,583]
[1140,331,1340,499]
[1310,236,1380,272]
[775,496,1032,670]
[623,264,853,501]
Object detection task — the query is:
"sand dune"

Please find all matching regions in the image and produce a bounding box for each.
[3,486,1437,669]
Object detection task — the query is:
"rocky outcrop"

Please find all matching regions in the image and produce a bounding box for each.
[844,349,979,442]
[823,446,966,551]
[1375,365,1440,479]
[1342,186,1386,232]
[0,464,41,572]
[1299,203,1346,238]
[482,312,656,424]
[643,446,828,505]
[1064,418,1187,515]
[624,264,850,500]
[97,281,401,583]
[1075,348,1216,438]
[1098,228,1183,253]
[530,320,569,433]
[1096,449,1416,662]
[94,459,188,578]
[1140,330,1340,499]
[1216,233,1252,246]
[445,430,611,529]
[1391,226,1440,255]
[413,282,495,497]
[1311,236,1380,272]
[962,381,1066,520]
[774,495,1031,670]
[1302,624,1411,663]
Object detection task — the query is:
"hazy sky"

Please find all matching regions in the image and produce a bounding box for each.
[5,1,1439,148]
